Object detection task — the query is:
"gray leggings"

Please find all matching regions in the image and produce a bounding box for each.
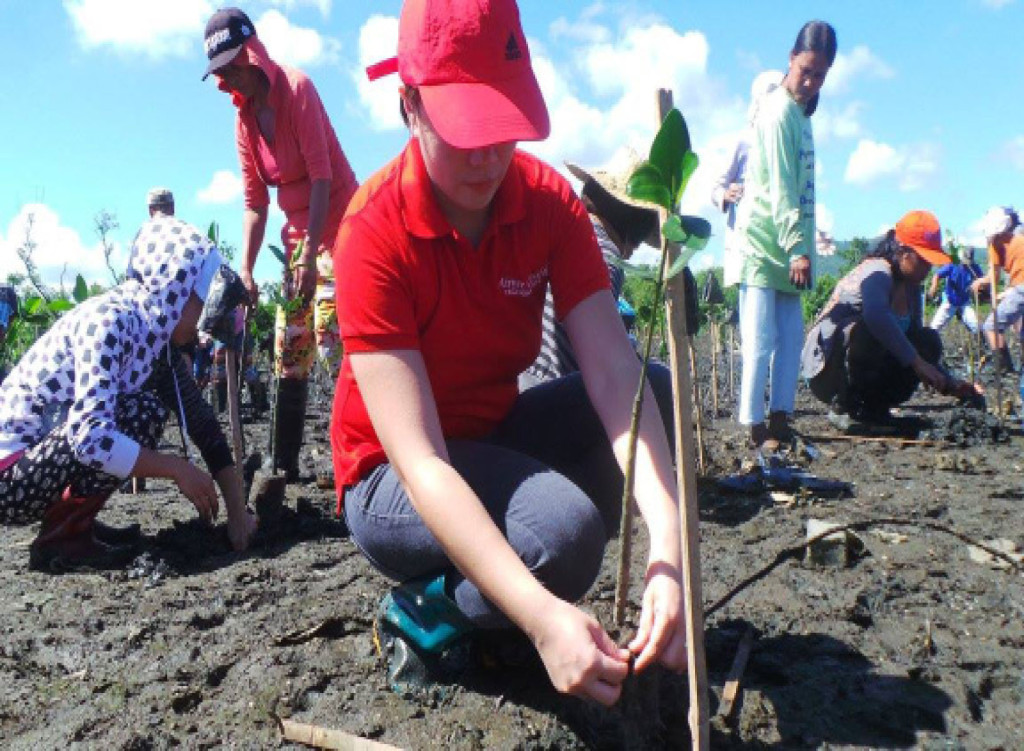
[344,367,674,628]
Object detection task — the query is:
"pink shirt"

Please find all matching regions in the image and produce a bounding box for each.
[233,37,357,247]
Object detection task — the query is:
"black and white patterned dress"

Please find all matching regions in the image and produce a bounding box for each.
[0,218,218,520]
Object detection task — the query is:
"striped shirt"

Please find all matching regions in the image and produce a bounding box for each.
[523,218,625,383]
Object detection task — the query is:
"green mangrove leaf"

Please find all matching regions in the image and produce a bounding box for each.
[48,299,74,314]
[72,274,89,303]
[678,152,700,201]
[268,244,287,266]
[606,253,661,281]
[626,161,672,211]
[679,216,712,251]
[207,221,219,245]
[661,215,687,244]
[649,109,692,207]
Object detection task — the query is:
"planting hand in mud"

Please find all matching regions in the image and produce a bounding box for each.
[912,355,948,392]
[214,466,259,552]
[628,563,686,673]
[530,599,631,706]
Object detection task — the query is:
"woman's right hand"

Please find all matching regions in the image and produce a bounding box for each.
[240,273,259,307]
[789,254,811,289]
[530,599,631,706]
[172,459,220,524]
[912,356,947,392]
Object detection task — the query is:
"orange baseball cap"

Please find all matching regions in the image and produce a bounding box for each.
[365,0,550,150]
[894,210,951,266]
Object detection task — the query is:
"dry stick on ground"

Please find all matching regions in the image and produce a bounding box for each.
[704,517,1024,619]
[275,715,402,751]
[656,87,711,751]
[716,626,756,722]
[799,433,942,447]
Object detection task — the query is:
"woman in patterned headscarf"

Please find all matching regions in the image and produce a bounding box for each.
[0,217,258,571]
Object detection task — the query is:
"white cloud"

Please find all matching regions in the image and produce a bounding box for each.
[197,170,244,204]
[815,101,866,143]
[998,136,1024,170]
[844,139,939,191]
[0,204,127,289]
[816,202,835,235]
[255,9,339,69]
[823,45,894,95]
[354,15,402,131]
[64,0,215,57]
[261,0,331,17]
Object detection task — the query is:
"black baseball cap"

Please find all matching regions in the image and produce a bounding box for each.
[202,8,256,80]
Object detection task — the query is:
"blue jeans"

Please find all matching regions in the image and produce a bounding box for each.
[738,284,804,425]
[344,368,674,628]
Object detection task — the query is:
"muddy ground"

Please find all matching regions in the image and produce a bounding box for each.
[2,327,1023,750]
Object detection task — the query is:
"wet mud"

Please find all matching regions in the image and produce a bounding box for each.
[1,329,1023,749]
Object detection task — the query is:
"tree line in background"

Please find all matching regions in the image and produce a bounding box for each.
[0,214,985,376]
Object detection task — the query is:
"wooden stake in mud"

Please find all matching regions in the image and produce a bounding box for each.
[225,313,247,494]
[688,343,707,475]
[728,325,736,406]
[710,320,719,416]
[990,273,1005,423]
[656,88,710,751]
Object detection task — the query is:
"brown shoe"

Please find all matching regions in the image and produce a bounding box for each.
[29,490,135,572]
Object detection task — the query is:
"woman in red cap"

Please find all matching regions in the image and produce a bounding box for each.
[802,210,980,425]
[332,0,683,705]
[203,8,358,481]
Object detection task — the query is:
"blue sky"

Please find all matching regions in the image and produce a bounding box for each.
[1,0,1022,289]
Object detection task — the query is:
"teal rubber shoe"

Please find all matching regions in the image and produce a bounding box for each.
[380,575,474,654]
[373,575,475,696]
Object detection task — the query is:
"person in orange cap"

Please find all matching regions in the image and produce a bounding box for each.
[332,0,683,705]
[802,210,980,426]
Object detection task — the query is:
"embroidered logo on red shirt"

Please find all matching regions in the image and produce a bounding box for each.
[499,266,548,297]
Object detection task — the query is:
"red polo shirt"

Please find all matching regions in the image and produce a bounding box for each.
[329,139,609,503]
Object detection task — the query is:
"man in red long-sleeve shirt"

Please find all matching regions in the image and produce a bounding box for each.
[203,7,358,481]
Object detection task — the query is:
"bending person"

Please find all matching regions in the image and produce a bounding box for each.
[203,7,358,480]
[803,211,977,424]
[980,206,1024,373]
[735,21,836,450]
[0,218,258,571]
[333,0,684,706]
[927,245,984,334]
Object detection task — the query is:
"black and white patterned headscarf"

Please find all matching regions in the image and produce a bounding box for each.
[0,217,220,478]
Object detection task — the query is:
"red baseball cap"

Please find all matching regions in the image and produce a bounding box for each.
[894,210,951,266]
[366,0,550,150]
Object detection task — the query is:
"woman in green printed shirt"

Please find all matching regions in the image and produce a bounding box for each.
[735,20,837,450]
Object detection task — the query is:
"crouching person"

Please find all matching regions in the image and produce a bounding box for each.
[0,217,258,571]
[802,211,978,426]
[332,0,685,706]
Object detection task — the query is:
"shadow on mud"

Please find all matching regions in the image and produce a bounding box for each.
[707,621,953,749]
[140,495,347,578]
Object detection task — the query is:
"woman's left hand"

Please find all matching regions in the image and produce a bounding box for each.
[789,255,811,289]
[628,562,687,673]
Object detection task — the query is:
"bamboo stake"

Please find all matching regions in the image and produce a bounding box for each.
[728,325,736,406]
[225,314,247,493]
[688,342,707,475]
[991,273,1004,423]
[657,87,710,751]
[710,319,719,416]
